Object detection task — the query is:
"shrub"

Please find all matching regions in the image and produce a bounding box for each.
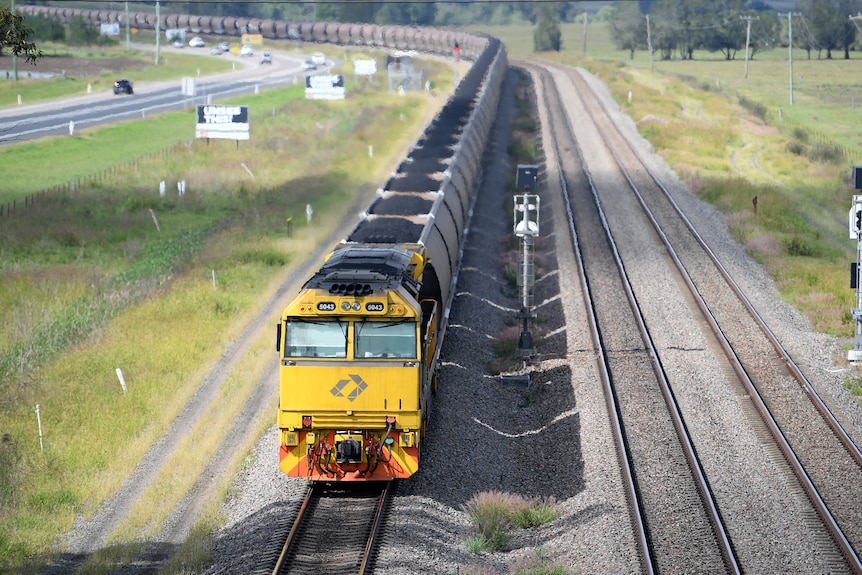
[738,95,767,121]
[463,491,559,554]
[786,141,806,156]
[808,141,843,164]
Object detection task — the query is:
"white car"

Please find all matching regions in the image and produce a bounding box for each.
[311,52,326,66]
[240,44,254,57]
[302,60,317,71]
[188,36,205,48]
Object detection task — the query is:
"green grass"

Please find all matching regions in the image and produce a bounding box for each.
[463,491,559,554]
[0,52,452,572]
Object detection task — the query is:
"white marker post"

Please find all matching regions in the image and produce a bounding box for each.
[116,368,128,393]
[35,404,44,452]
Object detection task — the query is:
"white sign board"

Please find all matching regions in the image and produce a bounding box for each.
[195,105,250,140]
[101,23,120,36]
[354,59,377,76]
[305,75,345,100]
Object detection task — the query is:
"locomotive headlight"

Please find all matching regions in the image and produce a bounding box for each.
[352,301,361,311]
[341,301,351,311]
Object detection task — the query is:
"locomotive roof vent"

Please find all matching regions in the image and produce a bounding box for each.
[329,282,374,296]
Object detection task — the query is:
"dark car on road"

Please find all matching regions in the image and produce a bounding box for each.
[113,79,133,95]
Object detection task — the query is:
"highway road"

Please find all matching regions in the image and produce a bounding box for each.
[0,47,315,145]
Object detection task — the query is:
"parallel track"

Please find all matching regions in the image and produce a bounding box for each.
[524,58,862,573]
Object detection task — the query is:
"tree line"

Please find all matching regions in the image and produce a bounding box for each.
[610,0,862,61]
[10,0,862,59]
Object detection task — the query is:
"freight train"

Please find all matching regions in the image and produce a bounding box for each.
[17,5,489,60]
[16,3,507,482]
[276,38,507,481]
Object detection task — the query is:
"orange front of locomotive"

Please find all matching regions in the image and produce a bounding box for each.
[276,288,427,481]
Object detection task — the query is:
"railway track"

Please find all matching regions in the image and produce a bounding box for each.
[270,482,393,575]
[522,58,862,573]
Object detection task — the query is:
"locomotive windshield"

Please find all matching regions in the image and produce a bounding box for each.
[355,321,417,359]
[283,320,347,358]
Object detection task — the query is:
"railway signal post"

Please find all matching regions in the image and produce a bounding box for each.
[514,165,540,358]
[848,167,862,361]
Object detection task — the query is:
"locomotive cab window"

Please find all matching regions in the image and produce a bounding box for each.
[355,320,417,359]
[283,320,347,358]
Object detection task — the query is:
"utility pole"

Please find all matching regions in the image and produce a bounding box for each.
[645,15,654,71]
[155,1,161,65]
[780,12,798,105]
[11,0,17,81]
[125,1,130,50]
[741,15,758,79]
[582,11,588,55]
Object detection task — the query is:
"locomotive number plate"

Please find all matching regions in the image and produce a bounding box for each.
[365,302,385,312]
[317,301,336,312]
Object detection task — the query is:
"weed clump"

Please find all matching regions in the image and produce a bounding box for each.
[463,491,559,554]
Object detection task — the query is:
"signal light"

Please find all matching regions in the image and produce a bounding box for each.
[302,416,312,427]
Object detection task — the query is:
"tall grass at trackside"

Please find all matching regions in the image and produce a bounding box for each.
[0,53,453,571]
[463,490,560,567]
[474,22,862,343]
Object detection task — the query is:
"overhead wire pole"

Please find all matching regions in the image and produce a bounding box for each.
[645,14,654,71]
[740,15,758,79]
[11,0,17,81]
[155,1,161,65]
[779,12,798,105]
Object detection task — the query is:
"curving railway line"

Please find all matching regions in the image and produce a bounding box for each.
[522,58,862,573]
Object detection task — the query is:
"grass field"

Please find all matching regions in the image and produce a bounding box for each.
[0,47,456,572]
[2,20,862,572]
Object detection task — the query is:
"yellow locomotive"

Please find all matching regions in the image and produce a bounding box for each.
[276,244,438,481]
[276,37,506,481]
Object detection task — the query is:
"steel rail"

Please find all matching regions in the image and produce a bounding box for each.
[562,65,862,574]
[529,63,652,573]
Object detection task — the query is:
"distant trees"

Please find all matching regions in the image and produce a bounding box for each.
[797,0,860,59]
[606,0,810,61]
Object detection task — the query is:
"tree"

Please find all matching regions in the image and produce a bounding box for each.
[533,1,562,52]
[798,0,858,59]
[0,6,40,63]
[609,3,646,60]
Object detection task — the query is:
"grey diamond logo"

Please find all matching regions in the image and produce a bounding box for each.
[331,374,368,402]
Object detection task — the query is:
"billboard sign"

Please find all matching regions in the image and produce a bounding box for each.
[354,59,377,76]
[195,105,250,140]
[305,75,345,100]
